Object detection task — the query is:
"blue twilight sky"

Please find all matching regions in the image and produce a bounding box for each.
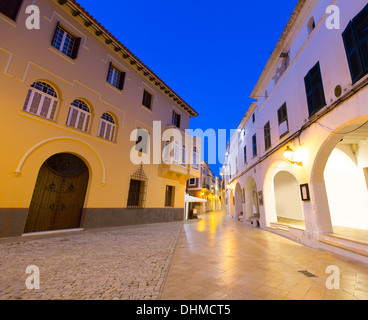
[77,0,298,176]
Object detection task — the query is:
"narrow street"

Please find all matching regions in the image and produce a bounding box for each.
[1,210,368,300]
[161,211,368,300]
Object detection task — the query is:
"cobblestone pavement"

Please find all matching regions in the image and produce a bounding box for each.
[0,222,183,300]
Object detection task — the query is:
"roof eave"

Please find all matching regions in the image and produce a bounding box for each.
[249,0,307,99]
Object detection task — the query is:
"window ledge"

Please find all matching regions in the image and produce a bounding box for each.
[105,82,123,94]
[141,105,153,113]
[96,136,117,145]
[48,46,75,64]
[0,13,17,27]
[279,131,289,140]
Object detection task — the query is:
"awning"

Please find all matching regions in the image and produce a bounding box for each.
[184,194,207,203]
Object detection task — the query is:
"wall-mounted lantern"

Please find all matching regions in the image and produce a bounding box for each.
[283,146,303,166]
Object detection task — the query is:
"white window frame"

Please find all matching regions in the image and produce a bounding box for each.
[22,84,58,121]
[173,141,180,165]
[181,145,186,167]
[192,147,199,171]
[163,140,180,165]
[66,100,91,133]
[98,113,116,142]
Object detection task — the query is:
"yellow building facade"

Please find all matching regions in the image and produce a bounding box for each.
[0,0,200,237]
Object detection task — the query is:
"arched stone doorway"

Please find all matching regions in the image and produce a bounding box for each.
[234,183,243,220]
[273,171,304,226]
[228,190,234,217]
[244,176,259,221]
[23,153,89,233]
[264,160,305,228]
[324,148,368,231]
[311,117,368,240]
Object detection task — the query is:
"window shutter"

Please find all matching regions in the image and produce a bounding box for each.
[304,72,314,115]
[311,63,326,113]
[353,4,368,73]
[252,134,257,157]
[106,62,112,82]
[118,72,126,90]
[0,0,23,21]
[342,21,364,83]
[51,21,60,45]
[277,108,282,125]
[71,37,81,60]
[143,90,152,109]
[304,62,326,116]
[277,103,287,125]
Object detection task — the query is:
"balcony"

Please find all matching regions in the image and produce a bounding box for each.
[159,162,200,183]
[159,127,201,182]
[159,145,200,182]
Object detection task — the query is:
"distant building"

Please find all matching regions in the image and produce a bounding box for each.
[186,162,222,216]
[0,0,200,237]
[223,0,368,262]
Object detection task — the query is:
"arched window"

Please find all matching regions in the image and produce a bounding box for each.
[66,99,91,132]
[23,81,59,120]
[98,113,116,142]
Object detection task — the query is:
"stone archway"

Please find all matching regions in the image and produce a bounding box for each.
[311,117,368,238]
[234,183,243,220]
[273,171,304,225]
[324,148,368,230]
[23,153,89,233]
[244,176,259,221]
[229,190,235,217]
[263,160,304,228]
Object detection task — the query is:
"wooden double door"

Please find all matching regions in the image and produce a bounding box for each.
[24,153,89,233]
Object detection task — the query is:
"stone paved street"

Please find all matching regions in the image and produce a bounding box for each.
[1,211,368,300]
[161,211,368,300]
[0,222,182,300]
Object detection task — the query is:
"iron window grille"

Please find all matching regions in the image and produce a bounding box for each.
[127,166,148,208]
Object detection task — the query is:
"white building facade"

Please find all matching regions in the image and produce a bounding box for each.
[223,0,368,263]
